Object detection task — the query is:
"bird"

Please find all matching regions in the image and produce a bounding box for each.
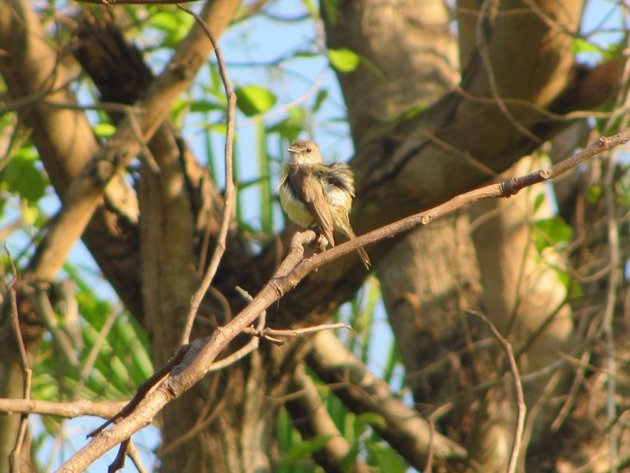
[278,139,371,269]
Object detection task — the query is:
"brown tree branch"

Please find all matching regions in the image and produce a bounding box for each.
[56,230,318,472]
[306,331,467,468]
[242,323,351,345]
[0,398,126,419]
[54,130,628,472]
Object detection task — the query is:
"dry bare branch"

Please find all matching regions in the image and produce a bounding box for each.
[0,398,126,419]
[177,6,237,346]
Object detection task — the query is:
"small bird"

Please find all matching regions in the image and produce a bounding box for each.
[279,139,371,268]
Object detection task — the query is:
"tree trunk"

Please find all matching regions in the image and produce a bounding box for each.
[325,0,583,470]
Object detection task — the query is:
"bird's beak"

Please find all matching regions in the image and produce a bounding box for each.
[287,147,298,154]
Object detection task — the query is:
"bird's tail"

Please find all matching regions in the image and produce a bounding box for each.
[338,220,371,269]
[357,246,371,269]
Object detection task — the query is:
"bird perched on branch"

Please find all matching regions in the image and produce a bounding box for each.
[279,139,371,269]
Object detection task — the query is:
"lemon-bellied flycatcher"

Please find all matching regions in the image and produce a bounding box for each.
[278,139,371,269]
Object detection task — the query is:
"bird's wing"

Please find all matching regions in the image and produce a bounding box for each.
[297,171,335,247]
[278,164,289,189]
[324,162,355,197]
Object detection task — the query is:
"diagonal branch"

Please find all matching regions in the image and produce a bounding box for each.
[306,331,467,467]
[314,132,630,269]
[55,132,628,472]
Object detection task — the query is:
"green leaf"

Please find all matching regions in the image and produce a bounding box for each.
[21,203,40,225]
[327,48,360,73]
[190,100,223,113]
[532,192,546,213]
[572,38,606,57]
[386,104,427,125]
[288,435,333,461]
[586,183,603,203]
[170,98,190,123]
[366,442,407,473]
[292,50,319,60]
[268,108,307,142]
[300,0,318,17]
[533,216,573,252]
[2,149,48,202]
[354,412,386,435]
[150,11,179,32]
[340,444,360,473]
[150,10,194,48]
[235,85,277,116]
[94,123,116,138]
[321,0,339,24]
[313,89,328,113]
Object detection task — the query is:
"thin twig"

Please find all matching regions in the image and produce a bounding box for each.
[108,438,130,473]
[242,322,351,345]
[207,311,267,371]
[5,256,33,473]
[127,440,149,473]
[178,5,237,346]
[422,416,436,473]
[467,310,526,473]
[602,153,620,472]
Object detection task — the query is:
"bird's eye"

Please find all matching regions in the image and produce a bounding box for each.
[306,147,312,152]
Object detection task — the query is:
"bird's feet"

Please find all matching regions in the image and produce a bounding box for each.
[308,231,329,254]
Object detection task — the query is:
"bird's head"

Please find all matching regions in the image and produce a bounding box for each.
[287,139,323,166]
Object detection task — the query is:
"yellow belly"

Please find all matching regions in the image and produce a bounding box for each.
[279,186,314,227]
